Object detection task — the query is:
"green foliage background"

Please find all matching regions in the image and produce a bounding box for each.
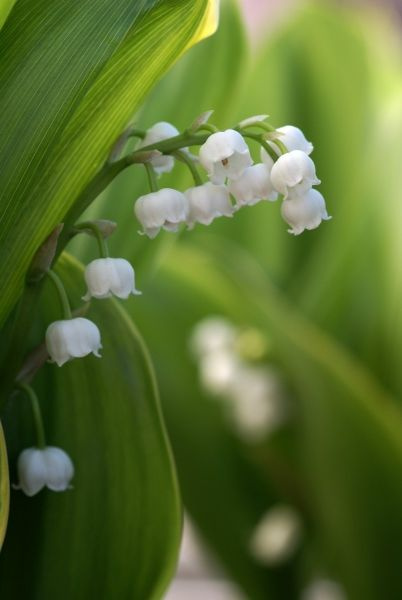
[1,0,402,598]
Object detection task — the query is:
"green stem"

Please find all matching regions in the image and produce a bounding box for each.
[47,270,72,319]
[195,123,219,134]
[144,162,158,192]
[75,222,109,258]
[17,382,46,448]
[241,132,279,162]
[174,150,203,186]
[241,122,288,155]
[128,128,146,139]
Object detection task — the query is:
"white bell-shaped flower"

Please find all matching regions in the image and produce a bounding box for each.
[83,258,141,301]
[276,125,313,154]
[138,121,179,174]
[261,126,313,165]
[281,188,331,235]
[229,163,278,208]
[46,317,102,366]
[185,182,233,228]
[16,446,74,496]
[134,188,189,239]
[270,150,320,197]
[199,129,252,184]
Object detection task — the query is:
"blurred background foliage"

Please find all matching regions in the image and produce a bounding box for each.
[2,0,402,597]
[72,0,402,597]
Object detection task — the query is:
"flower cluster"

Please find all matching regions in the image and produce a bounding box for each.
[133,120,331,238]
[14,114,332,497]
[190,316,287,442]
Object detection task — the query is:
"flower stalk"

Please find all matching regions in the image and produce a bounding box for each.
[17,382,46,449]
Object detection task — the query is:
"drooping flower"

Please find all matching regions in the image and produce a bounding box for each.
[199,129,252,184]
[281,188,331,235]
[46,317,102,366]
[249,505,302,566]
[83,258,141,301]
[185,182,233,228]
[270,150,320,197]
[134,188,189,238]
[274,125,313,154]
[138,121,179,174]
[16,446,74,496]
[229,163,278,208]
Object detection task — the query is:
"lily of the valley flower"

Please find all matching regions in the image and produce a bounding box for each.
[229,163,278,208]
[185,182,233,228]
[83,258,141,301]
[199,129,252,184]
[134,188,189,238]
[16,446,74,496]
[270,150,320,197]
[281,188,331,235]
[272,125,313,155]
[46,317,102,366]
[138,121,179,174]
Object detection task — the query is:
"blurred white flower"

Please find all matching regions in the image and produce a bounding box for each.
[281,188,331,235]
[185,182,233,228]
[134,188,189,239]
[199,129,252,184]
[301,579,347,600]
[83,257,141,301]
[228,366,285,441]
[16,446,74,496]
[138,121,179,174]
[190,317,237,358]
[46,317,102,367]
[229,163,278,208]
[270,150,320,197]
[199,351,241,396]
[250,505,302,565]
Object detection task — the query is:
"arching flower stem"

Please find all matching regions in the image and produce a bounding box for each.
[17,382,46,449]
[46,270,72,320]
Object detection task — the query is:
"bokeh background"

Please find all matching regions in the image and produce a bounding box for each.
[69,0,402,598]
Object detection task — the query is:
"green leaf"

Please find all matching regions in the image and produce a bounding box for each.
[0,0,215,328]
[127,271,301,600]
[0,0,16,29]
[0,253,181,599]
[161,237,402,599]
[0,423,9,550]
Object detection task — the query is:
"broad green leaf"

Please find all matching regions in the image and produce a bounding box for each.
[159,238,402,599]
[125,279,299,599]
[0,423,9,550]
[0,0,16,29]
[0,253,181,600]
[0,0,215,329]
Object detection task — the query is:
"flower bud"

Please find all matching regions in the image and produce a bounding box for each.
[83,258,141,301]
[185,183,233,228]
[16,446,74,496]
[134,188,189,239]
[138,121,179,174]
[281,188,331,235]
[270,150,320,197]
[46,317,102,366]
[229,163,278,208]
[199,129,252,184]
